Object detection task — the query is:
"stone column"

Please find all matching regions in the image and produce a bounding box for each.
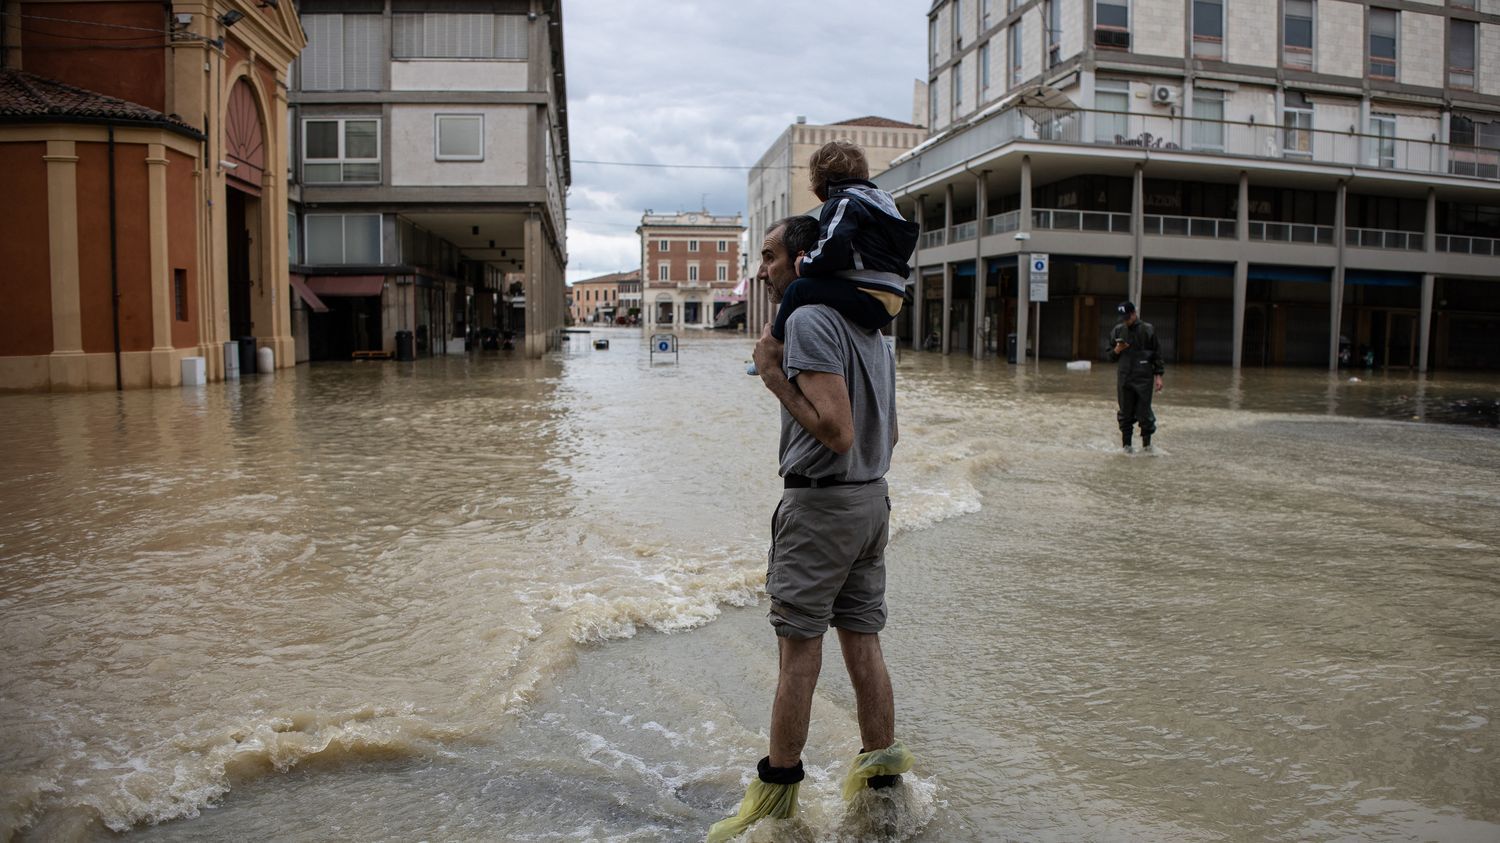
[1233,171,1249,369]
[1419,273,1434,373]
[1330,179,1347,370]
[912,195,925,350]
[44,140,86,390]
[974,169,987,359]
[1015,156,1032,364]
[147,143,176,386]
[1131,163,1144,307]
[524,214,542,357]
[942,183,954,354]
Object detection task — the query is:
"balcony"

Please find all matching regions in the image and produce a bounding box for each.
[950,221,978,243]
[1032,208,1131,233]
[919,229,947,249]
[1249,221,1335,245]
[1436,234,1500,256]
[1346,227,1424,251]
[1143,214,1236,238]
[877,104,1500,193]
[986,209,1021,235]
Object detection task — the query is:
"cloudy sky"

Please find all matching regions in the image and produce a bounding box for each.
[562,1,927,284]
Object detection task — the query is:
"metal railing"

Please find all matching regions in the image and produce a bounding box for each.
[1248,221,1335,245]
[1032,208,1131,233]
[1143,214,1236,238]
[1346,227,1424,251]
[919,229,947,249]
[951,221,978,243]
[875,105,1499,193]
[987,209,1021,234]
[1436,234,1500,256]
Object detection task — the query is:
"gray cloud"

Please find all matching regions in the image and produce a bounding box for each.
[562,1,926,282]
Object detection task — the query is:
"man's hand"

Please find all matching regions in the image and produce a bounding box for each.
[1113,340,1130,354]
[753,324,784,382]
[1154,374,1164,393]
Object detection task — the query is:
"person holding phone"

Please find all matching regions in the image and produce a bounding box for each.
[1107,301,1164,451]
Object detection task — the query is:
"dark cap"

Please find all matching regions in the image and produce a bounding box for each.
[1117,301,1136,315]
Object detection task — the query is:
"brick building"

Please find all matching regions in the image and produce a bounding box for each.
[636,211,743,329]
[569,269,635,324]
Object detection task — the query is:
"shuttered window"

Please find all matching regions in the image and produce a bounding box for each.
[300,14,385,91]
[305,215,382,264]
[393,13,528,59]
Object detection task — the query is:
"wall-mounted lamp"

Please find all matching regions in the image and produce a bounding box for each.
[219,10,245,27]
[257,0,279,8]
[219,159,239,169]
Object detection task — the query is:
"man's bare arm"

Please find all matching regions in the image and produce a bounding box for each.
[753,326,854,454]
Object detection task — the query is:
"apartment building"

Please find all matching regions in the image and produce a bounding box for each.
[288,0,568,361]
[878,0,1500,370]
[743,116,928,334]
[569,269,636,324]
[637,212,743,329]
[0,0,304,390]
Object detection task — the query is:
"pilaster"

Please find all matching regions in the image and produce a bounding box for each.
[44,141,86,390]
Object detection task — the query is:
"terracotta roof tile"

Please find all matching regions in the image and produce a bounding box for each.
[831,115,924,129]
[0,69,201,136]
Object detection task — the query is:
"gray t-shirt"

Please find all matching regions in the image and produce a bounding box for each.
[779,305,897,481]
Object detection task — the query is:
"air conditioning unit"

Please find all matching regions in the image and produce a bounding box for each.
[1152,85,1178,106]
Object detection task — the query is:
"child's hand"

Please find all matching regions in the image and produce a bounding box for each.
[794,255,805,277]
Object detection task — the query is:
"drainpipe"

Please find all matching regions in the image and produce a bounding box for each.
[108,124,123,390]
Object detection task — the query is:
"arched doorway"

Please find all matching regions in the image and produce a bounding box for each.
[223,78,269,348]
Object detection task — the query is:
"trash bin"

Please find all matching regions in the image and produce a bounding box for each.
[238,336,257,375]
[395,330,415,361]
[1006,332,1018,364]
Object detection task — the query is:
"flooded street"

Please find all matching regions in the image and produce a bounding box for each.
[2,328,1498,841]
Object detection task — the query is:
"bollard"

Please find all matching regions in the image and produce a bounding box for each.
[223,341,240,380]
[256,345,274,374]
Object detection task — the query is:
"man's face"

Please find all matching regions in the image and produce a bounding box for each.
[1125,311,1139,326]
[758,226,798,304]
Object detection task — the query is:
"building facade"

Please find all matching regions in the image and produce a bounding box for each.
[874,0,1500,370]
[0,0,304,390]
[288,0,568,361]
[637,211,744,329]
[743,116,928,334]
[568,269,635,324]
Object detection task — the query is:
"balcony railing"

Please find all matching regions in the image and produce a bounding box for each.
[1143,214,1236,238]
[1249,221,1335,245]
[950,221,978,243]
[987,209,1021,235]
[1437,234,1500,256]
[919,229,947,249]
[1346,227,1424,251]
[1033,208,1131,233]
[876,105,1500,194]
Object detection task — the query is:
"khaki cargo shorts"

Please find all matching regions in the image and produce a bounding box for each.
[766,479,891,639]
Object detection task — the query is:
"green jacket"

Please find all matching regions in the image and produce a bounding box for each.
[1107,320,1165,383]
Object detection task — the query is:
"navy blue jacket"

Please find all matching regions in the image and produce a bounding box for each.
[799,179,920,297]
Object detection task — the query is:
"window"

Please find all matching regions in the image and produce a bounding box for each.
[1192,0,1223,59]
[1450,19,1477,90]
[953,57,963,113]
[1370,113,1396,168]
[929,16,939,64]
[1283,0,1314,69]
[718,240,728,251]
[303,118,380,183]
[980,42,991,96]
[435,114,483,161]
[393,13,528,59]
[305,214,381,264]
[982,0,992,29]
[299,14,384,91]
[1451,0,1476,9]
[688,264,699,282]
[1192,91,1225,151]
[953,0,963,46]
[174,269,188,321]
[657,262,669,281]
[929,79,939,126]
[1283,92,1313,158]
[1095,0,1130,50]
[1009,23,1023,86]
[716,263,728,281]
[288,211,300,264]
[1048,0,1062,67]
[1094,80,1130,143]
[1369,9,1397,80]
[689,240,699,252]
[659,239,669,251]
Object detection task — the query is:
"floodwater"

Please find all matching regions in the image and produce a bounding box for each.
[2,328,1498,842]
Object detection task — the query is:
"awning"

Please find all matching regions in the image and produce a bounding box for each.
[1346,269,1420,287]
[288,274,329,313]
[306,275,385,297]
[1249,265,1329,283]
[1145,259,1234,278]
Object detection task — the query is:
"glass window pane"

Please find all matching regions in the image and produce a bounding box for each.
[305,121,339,159]
[345,121,378,159]
[1097,1,1128,29]
[304,162,341,183]
[1286,17,1313,48]
[438,116,483,158]
[345,215,381,263]
[305,216,344,263]
[1452,21,1476,68]
[1193,1,1222,38]
[342,162,380,182]
[1371,9,1396,38]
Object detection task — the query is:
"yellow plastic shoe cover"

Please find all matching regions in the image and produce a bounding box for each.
[840,740,914,802]
[707,759,802,843]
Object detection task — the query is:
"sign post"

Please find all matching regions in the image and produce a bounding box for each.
[650,333,679,363]
[1029,254,1048,367]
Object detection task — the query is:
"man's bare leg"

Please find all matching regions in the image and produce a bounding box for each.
[769,634,824,768]
[836,628,894,752]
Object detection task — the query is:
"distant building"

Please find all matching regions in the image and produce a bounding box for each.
[569,269,636,324]
[0,0,304,391]
[875,0,1500,371]
[743,116,928,336]
[288,0,569,361]
[637,212,744,329]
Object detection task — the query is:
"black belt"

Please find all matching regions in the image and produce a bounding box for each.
[784,473,881,489]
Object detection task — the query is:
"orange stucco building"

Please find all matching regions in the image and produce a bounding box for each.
[0,0,305,390]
